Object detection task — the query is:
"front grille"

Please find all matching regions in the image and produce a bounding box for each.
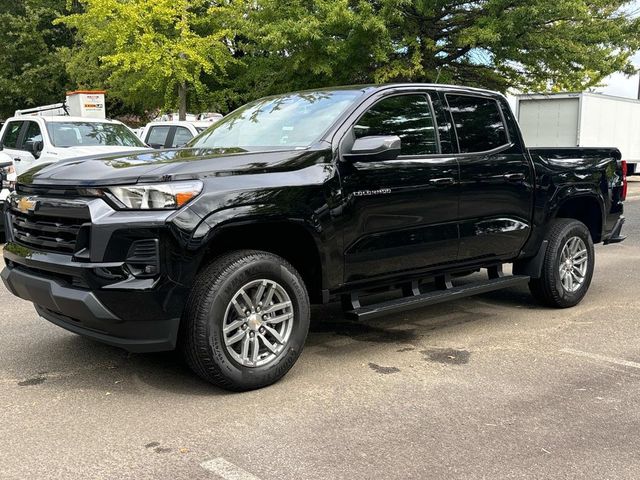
[9,193,91,254]
[11,211,85,253]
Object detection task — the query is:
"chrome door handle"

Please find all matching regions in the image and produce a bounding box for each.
[429,177,455,185]
[503,172,525,182]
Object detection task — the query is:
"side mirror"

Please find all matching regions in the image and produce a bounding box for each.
[26,140,44,158]
[343,135,401,162]
[0,161,12,183]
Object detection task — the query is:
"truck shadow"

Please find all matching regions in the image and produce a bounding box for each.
[10,284,541,394]
[308,283,537,341]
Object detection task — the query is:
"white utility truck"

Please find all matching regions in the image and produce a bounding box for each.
[0,91,150,175]
[516,92,640,174]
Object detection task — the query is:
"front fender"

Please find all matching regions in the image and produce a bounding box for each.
[185,203,340,292]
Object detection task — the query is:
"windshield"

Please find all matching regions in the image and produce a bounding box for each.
[47,122,145,148]
[190,90,363,150]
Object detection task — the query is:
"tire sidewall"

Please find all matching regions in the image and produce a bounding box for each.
[548,222,595,306]
[203,257,309,389]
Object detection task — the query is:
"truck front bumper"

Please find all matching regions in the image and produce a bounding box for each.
[1,192,207,353]
[1,259,182,352]
[1,262,181,352]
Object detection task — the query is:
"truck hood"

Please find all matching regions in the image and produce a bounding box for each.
[48,145,151,159]
[19,146,327,186]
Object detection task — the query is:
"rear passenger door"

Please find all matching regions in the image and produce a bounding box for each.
[445,92,534,261]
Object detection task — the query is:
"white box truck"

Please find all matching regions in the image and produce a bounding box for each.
[516,92,640,174]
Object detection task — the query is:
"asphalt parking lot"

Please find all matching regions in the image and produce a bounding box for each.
[1,180,639,480]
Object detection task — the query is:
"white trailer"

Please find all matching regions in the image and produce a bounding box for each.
[516,92,640,174]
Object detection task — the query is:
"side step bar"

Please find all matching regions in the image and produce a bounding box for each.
[345,274,530,321]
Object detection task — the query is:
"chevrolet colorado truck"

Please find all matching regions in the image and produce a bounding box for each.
[1,84,627,391]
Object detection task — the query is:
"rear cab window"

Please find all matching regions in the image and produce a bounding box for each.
[446,94,509,153]
[171,127,194,147]
[146,126,171,148]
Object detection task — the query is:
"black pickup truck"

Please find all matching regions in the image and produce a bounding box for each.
[1,84,627,391]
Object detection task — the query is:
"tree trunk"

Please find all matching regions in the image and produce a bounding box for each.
[178,82,187,121]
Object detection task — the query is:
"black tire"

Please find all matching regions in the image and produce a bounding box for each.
[528,219,595,308]
[181,250,310,391]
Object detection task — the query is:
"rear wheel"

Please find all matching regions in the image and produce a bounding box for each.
[181,250,310,391]
[528,219,595,308]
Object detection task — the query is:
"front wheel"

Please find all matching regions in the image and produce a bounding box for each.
[181,250,310,391]
[528,219,595,308]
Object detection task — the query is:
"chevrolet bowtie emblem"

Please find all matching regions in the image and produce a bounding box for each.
[16,196,38,214]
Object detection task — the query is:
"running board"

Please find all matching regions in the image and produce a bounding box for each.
[345,275,530,321]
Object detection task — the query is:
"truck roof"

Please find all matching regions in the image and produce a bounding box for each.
[258,83,508,100]
[145,120,216,128]
[7,116,125,124]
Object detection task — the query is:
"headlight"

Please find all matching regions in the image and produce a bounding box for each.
[106,180,203,210]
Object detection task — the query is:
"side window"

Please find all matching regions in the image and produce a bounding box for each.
[22,122,43,149]
[171,127,194,147]
[446,94,508,153]
[353,94,438,156]
[2,121,24,149]
[146,126,171,148]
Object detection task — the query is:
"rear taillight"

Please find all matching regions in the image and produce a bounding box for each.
[621,160,628,201]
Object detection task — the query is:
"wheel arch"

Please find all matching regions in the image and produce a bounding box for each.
[553,193,605,243]
[194,208,327,303]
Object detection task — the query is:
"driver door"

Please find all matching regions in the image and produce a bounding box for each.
[3,120,43,174]
[338,91,460,284]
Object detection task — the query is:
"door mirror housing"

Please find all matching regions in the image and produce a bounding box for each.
[0,161,12,184]
[343,135,401,162]
[25,140,44,158]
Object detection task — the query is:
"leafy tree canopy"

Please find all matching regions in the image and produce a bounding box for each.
[237,0,640,95]
[59,0,238,117]
[6,0,640,118]
[0,0,77,118]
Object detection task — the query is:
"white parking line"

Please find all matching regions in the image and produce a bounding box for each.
[201,458,263,480]
[561,348,640,370]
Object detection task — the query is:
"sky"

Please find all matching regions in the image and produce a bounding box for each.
[596,51,640,99]
[596,1,640,98]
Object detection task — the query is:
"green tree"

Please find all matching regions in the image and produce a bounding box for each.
[60,0,237,120]
[0,0,78,119]
[236,0,640,94]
